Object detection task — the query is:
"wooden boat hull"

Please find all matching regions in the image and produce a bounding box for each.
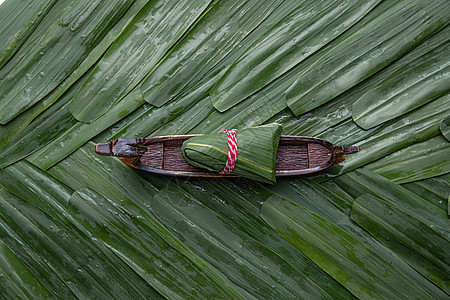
[95,135,359,177]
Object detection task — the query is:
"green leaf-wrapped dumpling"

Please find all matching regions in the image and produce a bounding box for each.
[181,124,283,184]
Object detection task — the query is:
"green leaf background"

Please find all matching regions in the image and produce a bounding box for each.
[0,0,449,298]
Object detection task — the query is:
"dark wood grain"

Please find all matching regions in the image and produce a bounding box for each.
[276,144,308,170]
[163,140,199,171]
[140,143,163,168]
[308,143,332,168]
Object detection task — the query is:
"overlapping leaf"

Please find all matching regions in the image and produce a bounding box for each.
[27,89,145,169]
[352,26,450,129]
[324,93,450,177]
[403,174,450,205]
[0,0,56,69]
[366,135,450,183]
[69,188,243,299]
[0,212,78,298]
[109,76,218,139]
[0,65,87,168]
[441,114,450,141]
[135,0,302,114]
[402,174,450,213]
[0,0,449,298]
[351,194,450,293]
[0,0,151,146]
[267,21,450,138]
[140,0,283,106]
[165,177,354,299]
[153,187,333,299]
[267,177,448,298]
[0,238,53,299]
[0,189,117,299]
[210,0,380,112]
[0,162,162,298]
[69,0,212,123]
[286,0,449,116]
[260,194,433,299]
[333,169,450,239]
[0,0,135,124]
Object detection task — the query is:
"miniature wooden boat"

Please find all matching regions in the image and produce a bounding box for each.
[95,135,359,177]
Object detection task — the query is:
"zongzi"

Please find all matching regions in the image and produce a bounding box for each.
[181,123,283,184]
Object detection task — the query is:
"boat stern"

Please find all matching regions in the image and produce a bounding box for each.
[95,139,147,157]
[95,141,112,156]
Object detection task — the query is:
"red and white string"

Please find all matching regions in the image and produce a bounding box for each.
[219,129,237,174]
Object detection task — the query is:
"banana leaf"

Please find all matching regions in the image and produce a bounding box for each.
[0,89,60,149]
[4,184,160,299]
[0,0,150,147]
[170,0,302,111]
[0,211,78,299]
[210,0,380,112]
[323,93,450,177]
[106,69,222,140]
[165,179,352,299]
[153,96,214,136]
[108,0,297,129]
[351,194,450,294]
[277,23,450,137]
[333,169,450,240]
[366,135,450,183]
[404,174,450,203]
[286,0,449,116]
[0,63,89,168]
[27,89,145,170]
[316,118,381,146]
[0,0,56,69]
[153,186,333,299]
[0,238,53,299]
[0,189,114,299]
[182,124,282,184]
[402,180,449,213]
[136,0,307,126]
[0,0,135,124]
[352,29,450,129]
[140,0,283,106]
[68,0,212,123]
[441,114,450,142]
[69,188,243,299]
[260,194,434,300]
[267,177,448,298]
[193,88,287,133]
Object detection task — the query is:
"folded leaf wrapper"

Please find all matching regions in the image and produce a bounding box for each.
[182,124,283,184]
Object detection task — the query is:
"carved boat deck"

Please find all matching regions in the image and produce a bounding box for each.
[96,135,359,177]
